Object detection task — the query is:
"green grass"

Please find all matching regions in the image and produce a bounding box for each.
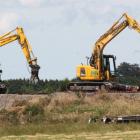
[2,132,140,140]
[0,122,140,137]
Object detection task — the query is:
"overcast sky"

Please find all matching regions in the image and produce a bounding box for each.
[0,0,140,80]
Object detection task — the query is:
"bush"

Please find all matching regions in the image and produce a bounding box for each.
[23,104,44,123]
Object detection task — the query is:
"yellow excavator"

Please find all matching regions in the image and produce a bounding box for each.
[69,13,140,92]
[0,27,40,93]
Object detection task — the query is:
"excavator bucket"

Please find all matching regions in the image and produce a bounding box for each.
[30,64,40,84]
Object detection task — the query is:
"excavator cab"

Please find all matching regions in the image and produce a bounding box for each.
[103,55,117,81]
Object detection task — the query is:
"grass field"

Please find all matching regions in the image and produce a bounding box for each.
[0,123,140,140]
[0,92,140,139]
[1,130,140,140]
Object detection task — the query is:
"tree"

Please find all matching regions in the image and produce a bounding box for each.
[118,62,140,77]
[117,62,140,85]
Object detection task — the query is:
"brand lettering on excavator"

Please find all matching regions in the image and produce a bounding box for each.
[91,70,98,76]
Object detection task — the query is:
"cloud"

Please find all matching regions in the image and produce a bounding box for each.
[1,0,138,30]
[44,0,113,26]
[0,0,127,28]
[117,0,140,6]
[19,0,44,7]
[133,50,140,54]
[0,13,19,32]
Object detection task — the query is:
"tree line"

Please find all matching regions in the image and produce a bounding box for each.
[3,62,140,94]
[4,79,69,94]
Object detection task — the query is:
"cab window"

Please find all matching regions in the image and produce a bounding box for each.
[80,68,86,76]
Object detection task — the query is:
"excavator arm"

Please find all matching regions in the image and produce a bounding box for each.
[0,27,40,83]
[90,13,140,80]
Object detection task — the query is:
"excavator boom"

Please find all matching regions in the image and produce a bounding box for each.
[0,27,40,83]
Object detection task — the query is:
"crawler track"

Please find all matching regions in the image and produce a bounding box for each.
[68,81,139,93]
